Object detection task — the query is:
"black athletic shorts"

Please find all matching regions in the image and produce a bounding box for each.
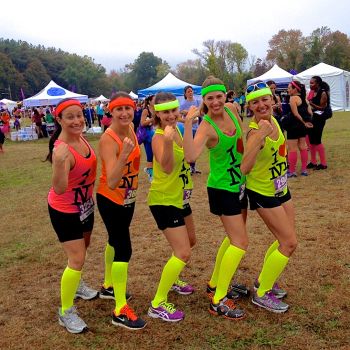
[48,204,94,243]
[207,187,247,216]
[246,188,292,210]
[150,204,192,231]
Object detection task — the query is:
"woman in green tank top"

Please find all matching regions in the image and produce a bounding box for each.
[147,92,196,323]
[241,81,297,313]
[183,76,248,321]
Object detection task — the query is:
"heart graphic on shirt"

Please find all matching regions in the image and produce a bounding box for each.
[134,156,140,170]
[237,137,244,154]
[279,142,286,157]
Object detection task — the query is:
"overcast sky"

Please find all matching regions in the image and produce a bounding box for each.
[1,0,348,72]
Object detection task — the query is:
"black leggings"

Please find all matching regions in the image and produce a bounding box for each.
[308,116,326,145]
[96,193,135,262]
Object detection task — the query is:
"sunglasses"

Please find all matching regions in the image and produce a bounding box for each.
[246,82,269,94]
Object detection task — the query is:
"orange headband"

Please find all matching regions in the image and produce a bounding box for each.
[109,97,136,111]
[55,99,82,117]
[291,81,301,91]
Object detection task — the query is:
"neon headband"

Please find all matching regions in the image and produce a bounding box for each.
[109,97,136,111]
[246,88,272,102]
[201,84,226,96]
[154,99,180,111]
[291,81,301,91]
[55,99,82,117]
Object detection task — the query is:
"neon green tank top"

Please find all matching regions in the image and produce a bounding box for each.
[147,126,193,209]
[246,116,288,196]
[203,107,245,193]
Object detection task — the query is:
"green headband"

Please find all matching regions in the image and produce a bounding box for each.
[201,84,227,97]
[154,99,180,111]
[246,88,272,102]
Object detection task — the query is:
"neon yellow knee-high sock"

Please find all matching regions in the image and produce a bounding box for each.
[209,236,230,288]
[61,266,81,314]
[213,245,246,304]
[103,243,115,288]
[258,240,279,282]
[257,249,289,297]
[111,262,128,314]
[151,255,186,308]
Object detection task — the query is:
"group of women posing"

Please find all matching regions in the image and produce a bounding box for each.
[47,77,297,333]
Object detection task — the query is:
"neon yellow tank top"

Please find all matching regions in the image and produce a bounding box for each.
[147,126,193,209]
[246,116,288,196]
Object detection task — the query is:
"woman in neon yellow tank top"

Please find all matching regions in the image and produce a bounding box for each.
[241,81,297,313]
[183,76,248,321]
[147,92,195,323]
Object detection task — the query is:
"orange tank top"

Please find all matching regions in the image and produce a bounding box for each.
[97,126,140,205]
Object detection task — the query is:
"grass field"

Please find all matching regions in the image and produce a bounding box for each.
[0,113,349,350]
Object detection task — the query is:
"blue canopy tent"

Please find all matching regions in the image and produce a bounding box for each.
[138,73,202,98]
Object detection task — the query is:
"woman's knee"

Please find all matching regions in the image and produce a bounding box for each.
[175,248,191,263]
[68,254,85,270]
[280,238,297,256]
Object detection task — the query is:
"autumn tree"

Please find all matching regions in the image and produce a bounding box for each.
[175,59,207,85]
[267,29,306,70]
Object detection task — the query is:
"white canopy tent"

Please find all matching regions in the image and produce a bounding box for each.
[247,64,294,87]
[23,80,88,107]
[0,98,17,112]
[92,94,109,103]
[294,63,350,111]
[129,91,138,100]
[138,72,202,99]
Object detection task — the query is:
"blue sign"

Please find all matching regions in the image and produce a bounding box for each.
[47,87,66,96]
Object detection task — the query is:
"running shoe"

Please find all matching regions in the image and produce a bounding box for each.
[147,302,184,322]
[301,171,308,176]
[99,286,132,301]
[253,280,287,299]
[209,297,245,320]
[171,279,195,295]
[252,291,289,313]
[75,280,98,300]
[230,283,250,297]
[287,172,297,178]
[58,306,88,334]
[315,164,327,170]
[306,162,317,169]
[112,305,146,330]
[206,284,240,300]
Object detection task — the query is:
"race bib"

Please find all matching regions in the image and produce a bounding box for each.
[274,174,287,195]
[78,197,94,222]
[183,189,192,205]
[124,188,137,205]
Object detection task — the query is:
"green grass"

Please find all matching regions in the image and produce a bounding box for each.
[0,112,350,350]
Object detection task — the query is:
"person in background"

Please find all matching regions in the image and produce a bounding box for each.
[147,92,195,323]
[180,86,202,174]
[83,104,92,129]
[0,127,5,153]
[183,76,248,321]
[226,90,242,118]
[140,95,155,182]
[133,101,142,133]
[96,102,104,127]
[307,76,330,170]
[266,81,283,126]
[97,92,146,330]
[46,98,98,333]
[241,81,297,313]
[32,109,44,138]
[286,81,313,177]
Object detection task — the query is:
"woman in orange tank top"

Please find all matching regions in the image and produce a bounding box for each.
[96,92,146,330]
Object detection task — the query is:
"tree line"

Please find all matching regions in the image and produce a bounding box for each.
[0,27,349,101]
